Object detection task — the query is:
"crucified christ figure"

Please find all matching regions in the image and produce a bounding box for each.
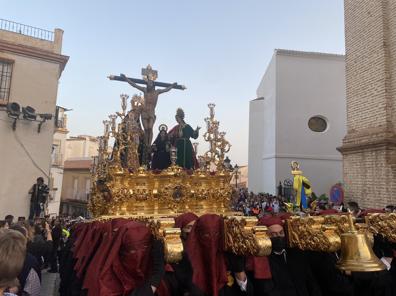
[118,65,185,149]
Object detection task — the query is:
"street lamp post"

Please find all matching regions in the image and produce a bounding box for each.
[234,164,239,188]
[223,156,231,170]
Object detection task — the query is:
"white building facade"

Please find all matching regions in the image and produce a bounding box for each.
[0,19,68,218]
[66,135,99,159]
[248,49,346,196]
[59,136,98,217]
[47,106,69,216]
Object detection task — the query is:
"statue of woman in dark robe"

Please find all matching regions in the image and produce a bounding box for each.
[151,124,171,170]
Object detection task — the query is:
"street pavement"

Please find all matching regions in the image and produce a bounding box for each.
[40,270,59,296]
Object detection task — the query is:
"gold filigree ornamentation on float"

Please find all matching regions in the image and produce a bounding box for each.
[323,215,350,235]
[286,216,341,252]
[224,216,272,257]
[366,213,396,243]
[286,213,379,254]
[147,218,183,263]
[90,102,234,218]
[90,165,233,217]
[324,214,374,246]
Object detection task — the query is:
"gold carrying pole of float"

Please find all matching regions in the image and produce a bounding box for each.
[224,216,272,257]
[366,213,396,243]
[285,167,387,272]
[286,212,393,273]
[286,216,341,252]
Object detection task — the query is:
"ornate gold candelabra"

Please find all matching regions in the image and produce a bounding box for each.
[125,95,144,170]
[202,103,231,170]
[97,94,144,178]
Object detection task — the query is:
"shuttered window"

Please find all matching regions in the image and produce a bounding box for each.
[0,59,13,104]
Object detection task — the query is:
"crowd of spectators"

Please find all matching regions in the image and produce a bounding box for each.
[0,214,76,296]
[231,187,396,218]
[231,188,287,216]
[1,187,395,295]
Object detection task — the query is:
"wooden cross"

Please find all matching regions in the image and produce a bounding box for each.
[108,64,186,90]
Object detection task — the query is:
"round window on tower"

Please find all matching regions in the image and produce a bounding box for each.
[308,116,328,133]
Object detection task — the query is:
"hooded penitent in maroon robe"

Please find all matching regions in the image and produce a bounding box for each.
[83,218,130,296]
[174,212,198,229]
[98,221,169,296]
[186,214,228,296]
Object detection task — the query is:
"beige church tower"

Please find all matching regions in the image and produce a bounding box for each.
[338,0,396,208]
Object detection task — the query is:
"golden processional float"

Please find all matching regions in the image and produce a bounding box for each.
[88,99,269,260]
[86,65,395,270]
[87,65,271,262]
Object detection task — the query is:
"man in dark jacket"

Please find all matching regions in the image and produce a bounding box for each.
[256,216,322,296]
[28,177,49,220]
[49,218,62,272]
[307,251,353,296]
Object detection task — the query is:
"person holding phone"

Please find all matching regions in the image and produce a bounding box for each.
[27,221,53,270]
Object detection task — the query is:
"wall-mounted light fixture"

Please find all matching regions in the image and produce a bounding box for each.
[22,106,37,121]
[1,102,53,132]
[37,113,53,133]
[6,102,21,130]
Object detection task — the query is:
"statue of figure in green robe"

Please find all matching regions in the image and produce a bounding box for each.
[168,108,200,169]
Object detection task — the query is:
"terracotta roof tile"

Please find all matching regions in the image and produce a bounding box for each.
[64,159,92,169]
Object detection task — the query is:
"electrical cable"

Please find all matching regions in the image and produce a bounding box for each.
[1,115,50,178]
[12,127,50,179]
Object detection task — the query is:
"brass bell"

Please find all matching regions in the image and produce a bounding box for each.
[337,214,386,272]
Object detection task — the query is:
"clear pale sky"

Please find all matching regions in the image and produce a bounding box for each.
[2,0,345,165]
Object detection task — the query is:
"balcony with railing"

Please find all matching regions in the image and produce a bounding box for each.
[0,19,64,54]
[52,153,63,167]
[54,106,69,131]
[71,192,90,202]
[0,19,54,41]
[55,118,68,131]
